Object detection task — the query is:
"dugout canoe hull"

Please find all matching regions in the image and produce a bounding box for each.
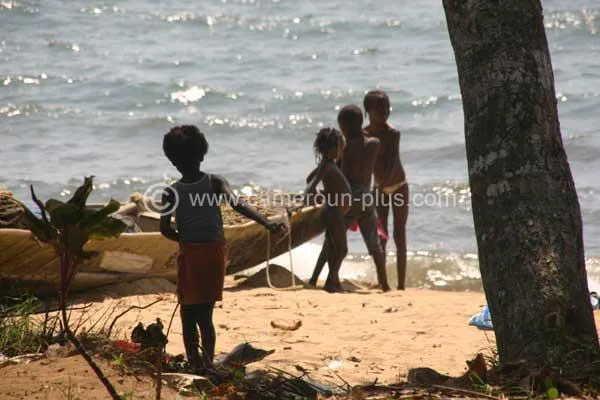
[0,206,324,297]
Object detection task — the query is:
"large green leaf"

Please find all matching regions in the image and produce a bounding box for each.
[63,225,90,254]
[47,202,82,229]
[45,199,65,214]
[87,218,126,240]
[21,207,57,244]
[79,199,121,230]
[67,176,94,209]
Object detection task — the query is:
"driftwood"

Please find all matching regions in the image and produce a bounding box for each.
[270,319,302,331]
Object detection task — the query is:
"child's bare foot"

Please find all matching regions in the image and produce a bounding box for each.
[396,285,405,291]
[323,283,344,293]
[308,278,318,287]
[375,283,391,292]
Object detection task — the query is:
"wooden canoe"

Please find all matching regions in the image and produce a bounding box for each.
[0,205,324,297]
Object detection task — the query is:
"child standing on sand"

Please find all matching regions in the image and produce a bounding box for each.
[160,125,285,371]
[309,107,390,292]
[304,128,351,292]
[364,90,409,290]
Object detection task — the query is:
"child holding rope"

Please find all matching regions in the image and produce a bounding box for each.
[160,125,286,372]
[304,127,351,292]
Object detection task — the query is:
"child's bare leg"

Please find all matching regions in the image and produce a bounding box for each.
[358,210,391,292]
[309,243,328,286]
[196,302,216,366]
[372,250,391,292]
[325,244,346,293]
[324,251,343,292]
[180,305,202,372]
[393,185,409,290]
[375,190,391,291]
[323,209,347,293]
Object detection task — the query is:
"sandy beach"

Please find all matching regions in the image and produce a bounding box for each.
[2,277,599,399]
[8,276,598,399]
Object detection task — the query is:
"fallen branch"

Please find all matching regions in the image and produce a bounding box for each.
[431,384,501,400]
[107,297,163,337]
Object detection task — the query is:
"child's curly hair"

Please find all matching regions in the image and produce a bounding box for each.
[163,125,209,167]
[314,127,344,160]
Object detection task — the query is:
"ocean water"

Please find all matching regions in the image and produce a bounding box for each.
[2,0,599,290]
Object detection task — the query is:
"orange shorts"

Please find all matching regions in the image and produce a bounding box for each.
[177,241,228,305]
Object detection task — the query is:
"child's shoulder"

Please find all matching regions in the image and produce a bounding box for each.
[164,179,178,193]
[206,173,229,193]
[386,124,401,135]
[365,124,399,136]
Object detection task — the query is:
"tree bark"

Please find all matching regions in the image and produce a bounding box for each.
[442,0,599,368]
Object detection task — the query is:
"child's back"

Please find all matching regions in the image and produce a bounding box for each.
[160,125,285,372]
[173,174,224,243]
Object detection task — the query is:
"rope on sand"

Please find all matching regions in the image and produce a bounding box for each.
[265,211,303,291]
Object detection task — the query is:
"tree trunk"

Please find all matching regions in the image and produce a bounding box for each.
[442,0,599,368]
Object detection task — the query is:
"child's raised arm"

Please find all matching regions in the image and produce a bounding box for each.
[305,167,318,184]
[303,160,331,199]
[212,175,286,233]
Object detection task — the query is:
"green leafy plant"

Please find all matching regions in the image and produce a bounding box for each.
[544,377,559,399]
[24,176,126,400]
[112,353,126,368]
[24,176,124,298]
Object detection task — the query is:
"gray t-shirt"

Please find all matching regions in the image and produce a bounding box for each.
[173,174,225,243]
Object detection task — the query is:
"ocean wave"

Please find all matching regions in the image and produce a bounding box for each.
[544,8,598,34]
[79,5,124,16]
[201,114,312,130]
[410,94,461,108]
[0,101,86,119]
[47,40,81,53]
[134,8,438,37]
[0,0,38,14]
[0,103,40,117]
[410,181,472,210]
[170,85,208,105]
[340,250,600,291]
[1,74,47,86]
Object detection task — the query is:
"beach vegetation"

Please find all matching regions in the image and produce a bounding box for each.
[0,294,55,357]
[23,176,126,400]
